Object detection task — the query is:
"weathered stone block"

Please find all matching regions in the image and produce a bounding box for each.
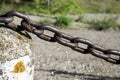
[0,27,34,80]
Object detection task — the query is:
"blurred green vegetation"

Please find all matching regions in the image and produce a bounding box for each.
[0,0,120,30]
[54,15,74,28]
[0,0,120,15]
[87,17,120,30]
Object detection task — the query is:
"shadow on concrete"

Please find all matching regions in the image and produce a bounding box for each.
[0,24,6,27]
[38,69,120,80]
[0,24,32,39]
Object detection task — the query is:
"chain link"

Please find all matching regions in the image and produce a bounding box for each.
[0,11,120,64]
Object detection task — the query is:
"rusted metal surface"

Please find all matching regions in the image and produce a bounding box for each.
[0,11,120,64]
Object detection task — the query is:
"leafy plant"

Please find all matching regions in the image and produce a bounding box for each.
[88,17,118,30]
[55,15,73,28]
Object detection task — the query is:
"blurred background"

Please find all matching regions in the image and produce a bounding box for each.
[0,0,120,14]
[0,0,120,30]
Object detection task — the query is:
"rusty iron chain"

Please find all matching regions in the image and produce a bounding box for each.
[0,11,120,64]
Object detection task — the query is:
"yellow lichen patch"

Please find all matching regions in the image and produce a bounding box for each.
[14,61,26,73]
[17,34,25,40]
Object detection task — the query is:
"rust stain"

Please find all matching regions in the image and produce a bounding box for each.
[14,61,25,73]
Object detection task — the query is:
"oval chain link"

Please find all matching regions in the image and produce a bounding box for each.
[0,11,120,64]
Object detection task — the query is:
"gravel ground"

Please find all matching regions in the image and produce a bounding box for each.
[6,14,120,80]
[31,29,120,80]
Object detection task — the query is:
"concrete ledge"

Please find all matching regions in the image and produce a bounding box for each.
[0,27,34,80]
